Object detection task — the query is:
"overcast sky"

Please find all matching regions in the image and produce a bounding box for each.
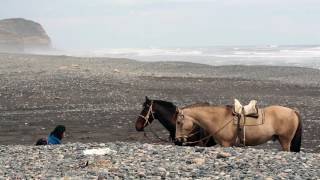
[1,0,320,49]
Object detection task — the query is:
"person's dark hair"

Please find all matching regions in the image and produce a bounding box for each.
[35,138,48,145]
[50,125,66,140]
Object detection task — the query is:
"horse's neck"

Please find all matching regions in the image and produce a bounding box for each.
[154,105,176,132]
[189,107,226,134]
[154,109,176,140]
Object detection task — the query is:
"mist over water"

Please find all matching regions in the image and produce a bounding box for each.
[34,45,320,69]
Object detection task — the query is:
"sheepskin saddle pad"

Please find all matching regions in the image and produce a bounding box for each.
[233,99,264,126]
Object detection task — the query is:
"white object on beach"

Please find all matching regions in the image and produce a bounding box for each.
[83,148,116,155]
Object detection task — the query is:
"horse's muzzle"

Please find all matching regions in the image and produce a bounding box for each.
[135,124,145,131]
[175,137,187,146]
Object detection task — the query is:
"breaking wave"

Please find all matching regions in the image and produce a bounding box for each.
[34,45,320,69]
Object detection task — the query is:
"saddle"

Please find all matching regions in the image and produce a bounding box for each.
[232,99,265,146]
[233,99,264,126]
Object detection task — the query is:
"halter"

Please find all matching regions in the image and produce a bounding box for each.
[138,100,155,127]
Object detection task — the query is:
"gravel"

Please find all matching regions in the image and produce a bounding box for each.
[0,142,319,179]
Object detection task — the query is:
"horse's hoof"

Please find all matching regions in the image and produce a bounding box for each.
[174,140,183,146]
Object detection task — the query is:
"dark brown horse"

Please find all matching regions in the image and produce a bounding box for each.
[176,105,302,152]
[135,97,216,146]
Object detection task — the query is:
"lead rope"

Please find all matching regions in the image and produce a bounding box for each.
[182,134,212,146]
[143,123,169,143]
[148,124,171,143]
[148,107,171,143]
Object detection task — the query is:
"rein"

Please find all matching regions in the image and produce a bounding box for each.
[146,126,171,143]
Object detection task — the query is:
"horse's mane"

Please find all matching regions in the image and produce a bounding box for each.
[182,103,234,113]
[154,99,176,107]
[153,100,177,113]
[151,99,177,140]
[154,101,211,112]
[182,102,210,109]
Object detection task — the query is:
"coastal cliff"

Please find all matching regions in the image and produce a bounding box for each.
[0,18,51,53]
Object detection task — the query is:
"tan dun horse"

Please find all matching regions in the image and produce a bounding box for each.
[175,105,302,152]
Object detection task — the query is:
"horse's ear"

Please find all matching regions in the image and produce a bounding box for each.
[145,96,152,104]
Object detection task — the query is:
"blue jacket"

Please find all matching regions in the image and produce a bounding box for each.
[48,134,61,145]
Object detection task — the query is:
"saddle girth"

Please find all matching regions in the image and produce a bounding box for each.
[232,99,265,146]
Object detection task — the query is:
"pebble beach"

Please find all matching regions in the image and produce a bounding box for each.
[1,142,319,179]
[0,53,320,178]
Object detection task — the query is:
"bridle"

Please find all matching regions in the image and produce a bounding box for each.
[138,100,155,127]
[176,111,208,145]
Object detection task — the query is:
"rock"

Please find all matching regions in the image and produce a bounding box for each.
[83,148,116,155]
[284,169,292,173]
[157,167,166,172]
[195,148,205,153]
[274,155,282,160]
[192,158,205,165]
[0,142,319,179]
[59,66,68,70]
[156,167,167,177]
[278,172,288,178]
[137,171,146,178]
[97,175,105,180]
[71,64,80,69]
[217,152,232,158]
[113,69,120,73]
[264,177,273,180]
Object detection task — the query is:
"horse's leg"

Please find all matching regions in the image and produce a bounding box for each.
[278,136,291,151]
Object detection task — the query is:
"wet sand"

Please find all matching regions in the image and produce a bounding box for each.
[0,53,319,152]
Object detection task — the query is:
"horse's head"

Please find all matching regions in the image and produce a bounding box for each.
[135,96,155,131]
[175,109,197,145]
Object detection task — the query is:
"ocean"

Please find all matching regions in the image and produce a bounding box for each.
[52,45,320,69]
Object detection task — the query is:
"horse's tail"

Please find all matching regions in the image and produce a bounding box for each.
[290,110,302,152]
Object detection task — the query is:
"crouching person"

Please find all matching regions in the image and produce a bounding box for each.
[35,125,66,145]
[48,125,66,145]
